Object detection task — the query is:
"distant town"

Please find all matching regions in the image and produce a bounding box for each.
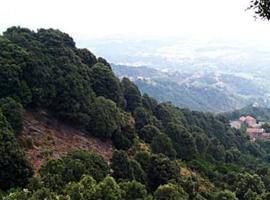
[230,116,270,141]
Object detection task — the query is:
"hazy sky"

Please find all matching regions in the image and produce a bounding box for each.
[1,0,270,42]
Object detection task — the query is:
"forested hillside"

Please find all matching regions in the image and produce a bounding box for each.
[112,64,265,113]
[224,104,270,122]
[1,27,270,199]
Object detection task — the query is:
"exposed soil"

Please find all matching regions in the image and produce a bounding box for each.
[19,110,113,172]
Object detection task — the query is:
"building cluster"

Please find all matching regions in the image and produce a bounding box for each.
[230,115,270,141]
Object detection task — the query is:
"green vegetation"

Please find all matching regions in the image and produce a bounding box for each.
[0,97,24,134]
[223,104,270,121]
[0,110,33,190]
[1,27,270,199]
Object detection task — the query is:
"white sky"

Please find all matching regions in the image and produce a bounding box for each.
[0,0,270,41]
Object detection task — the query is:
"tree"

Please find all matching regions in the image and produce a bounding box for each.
[129,159,146,183]
[30,188,57,200]
[111,150,132,180]
[234,173,265,199]
[112,112,136,150]
[40,150,109,191]
[97,57,112,69]
[154,183,189,200]
[225,148,242,163]
[111,150,146,183]
[134,151,151,171]
[166,122,197,161]
[120,180,148,200]
[151,133,176,159]
[90,63,124,106]
[121,77,142,112]
[215,190,238,200]
[0,36,32,105]
[133,107,152,130]
[139,124,161,143]
[63,150,110,182]
[87,97,121,140]
[147,154,180,191]
[0,97,24,134]
[154,103,186,127]
[63,176,97,200]
[243,189,259,200]
[95,176,123,200]
[3,189,30,200]
[207,138,226,161]
[142,93,158,114]
[194,133,209,156]
[248,0,270,20]
[262,192,270,200]
[0,110,33,190]
[75,48,97,67]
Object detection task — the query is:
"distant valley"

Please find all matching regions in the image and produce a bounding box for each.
[112,64,270,112]
[83,36,270,112]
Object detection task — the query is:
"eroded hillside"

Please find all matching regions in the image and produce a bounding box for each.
[19,110,113,171]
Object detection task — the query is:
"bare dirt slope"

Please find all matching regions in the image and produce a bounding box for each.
[19,110,113,172]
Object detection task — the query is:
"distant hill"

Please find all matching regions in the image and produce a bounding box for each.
[112,64,266,112]
[223,104,270,122]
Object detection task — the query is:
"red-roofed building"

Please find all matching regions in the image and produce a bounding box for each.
[245,116,257,127]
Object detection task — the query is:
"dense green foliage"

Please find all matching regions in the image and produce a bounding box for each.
[2,27,270,199]
[39,150,110,191]
[223,104,270,121]
[151,133,176,159]
[0,97,24,134]
[0,110,32,190]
